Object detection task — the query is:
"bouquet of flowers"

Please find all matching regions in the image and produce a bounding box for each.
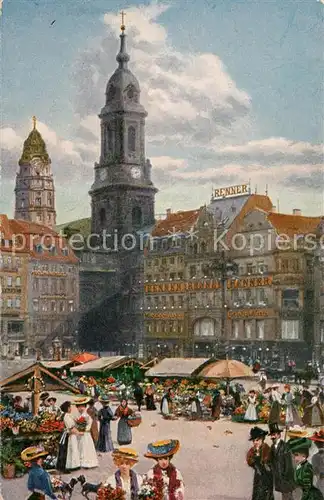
[75,415,88,432]
[96,485,126,500]
[138,477,164,500]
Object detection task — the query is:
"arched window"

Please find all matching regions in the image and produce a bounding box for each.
[99,208,106,225]
[128,126,136,153]
[200,241,207,254]
[132,206,142,226]
[47,193,52,206]
[107,127,113,152]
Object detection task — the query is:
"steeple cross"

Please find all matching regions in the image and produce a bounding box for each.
[32,115,37,130]
[121,10,126,31]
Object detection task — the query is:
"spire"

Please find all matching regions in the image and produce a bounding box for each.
[116,10,130,69]
[19,117,50,166]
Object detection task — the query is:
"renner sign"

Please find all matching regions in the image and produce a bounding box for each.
[214,184,249,199]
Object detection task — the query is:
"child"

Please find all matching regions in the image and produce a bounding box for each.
[288,437,323,500]
[144,439,184,500]
[104,447,143,499]
[21,446,57,499]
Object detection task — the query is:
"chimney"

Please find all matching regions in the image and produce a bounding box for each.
[293,209,301,216]
[166,208,171,217]
[271,205,276,213]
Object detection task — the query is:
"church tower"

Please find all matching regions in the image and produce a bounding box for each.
[89,17,157,239]
[14,117,56,228]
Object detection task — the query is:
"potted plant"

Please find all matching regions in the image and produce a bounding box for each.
[1,443,17,479]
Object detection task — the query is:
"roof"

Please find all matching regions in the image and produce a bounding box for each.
[267,212,323,238]
[0,359,37,381]
[70,356,131,373]
[19,125,50,166]
[151,209,202,237]
[72,352,98,364]
[41,360,73,369]
[56,217,91,239]
[145,358,211,378]
[0,217,79,264]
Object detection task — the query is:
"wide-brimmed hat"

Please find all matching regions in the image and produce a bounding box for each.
[40,392,49,401]
[47,396,57,403]
[73,396,91,406]
[112,448,139,463]
[288,437,312,454]
[287,426,308,438]
[144,439,180,459]
[249,427,268,441]
[269,423,283,435]
[21,446,48,462]
[99,395,110,404]
[309,429,324,443]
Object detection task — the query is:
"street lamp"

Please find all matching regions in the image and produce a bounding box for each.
[210,251,238,359]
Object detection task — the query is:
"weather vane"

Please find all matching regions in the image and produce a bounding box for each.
[32,116,37,130]
[121,10,126,31]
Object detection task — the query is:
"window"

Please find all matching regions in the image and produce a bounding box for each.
[282,320,299,340]
[33,299,39,311]
[282,289,299,309]
[69,300,74,312]
[16,277,21,286]
[132,206,142,227]
[194,318,216,337]
[290,259,299,272]
[36,213,42,222]
[162,257,167,264]
[7,299,12,308]
[256,320,264,339]
[170,257,175,264]
[257,288,266,305]
[170,273,176,280]
[178,296,184,307]
[35,197,41,206]
[200,241,207,254]
[244,320,252,339]
[128,126,136,152]
[320,322,324,343]
[15,297,21,308]
[190,266,196,278]
[233,321,239,339]
[170,296,175,307]
[7,276,12,286]
[99,208,106,225]
[47,193,52,206]
[51,301,56,312]
[107,127,114,152]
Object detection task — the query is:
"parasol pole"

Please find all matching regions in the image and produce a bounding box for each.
[32,364,41,415]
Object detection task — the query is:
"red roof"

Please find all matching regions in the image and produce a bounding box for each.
[72,352,98,364]
[152,209,202,237]
[267,212,322,238]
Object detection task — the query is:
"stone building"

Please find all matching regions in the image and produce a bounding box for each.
[14,117,56,228]
[226,207,323,366]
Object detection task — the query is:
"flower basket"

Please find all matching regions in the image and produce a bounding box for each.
[96,485,126,500]
[127,415,142,428]
[2,463,16,479]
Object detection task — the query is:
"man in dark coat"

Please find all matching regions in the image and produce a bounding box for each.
[269,422,296,500]
[301,385,313,426]
[133,382,144,412]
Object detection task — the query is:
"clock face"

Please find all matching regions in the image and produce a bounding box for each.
[131,167,141,179]
[100,169,107,181]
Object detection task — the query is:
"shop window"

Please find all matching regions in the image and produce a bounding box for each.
[244,320,252,339]
[194,318,216,337]
[233,321,239,339]
[282,289,299,309]
[256,320,264,339]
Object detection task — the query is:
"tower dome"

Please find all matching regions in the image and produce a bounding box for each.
[19,116,50,166]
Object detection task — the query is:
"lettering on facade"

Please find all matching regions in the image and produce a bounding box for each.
[214,184,249,199]
[2,288,22,294]
[144,280,221,294]
[144,312,185,319]
[227,276,273,289]
[227,308,274,319]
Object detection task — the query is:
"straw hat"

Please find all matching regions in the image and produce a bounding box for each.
[98,395,110,404]
[40,392,49,401]
[144,439,180,459]
[287,426,308,438]
[21,446,48,462]
[73,396,91,406]
[112,448,139,463]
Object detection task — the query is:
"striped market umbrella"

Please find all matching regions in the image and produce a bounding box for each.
[198,359,254,379]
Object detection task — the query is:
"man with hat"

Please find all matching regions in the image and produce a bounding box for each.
[38,393,50,414]
[269,422,296,500]
[246,427,274,500]
[21,446,57,499]
[288,438,323,499]
[310,429,324,495]
[145,439,184,499]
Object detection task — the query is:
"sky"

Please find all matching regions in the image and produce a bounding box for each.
[1,0,323,223]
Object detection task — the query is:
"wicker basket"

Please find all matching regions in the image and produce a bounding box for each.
[127,415,142,428]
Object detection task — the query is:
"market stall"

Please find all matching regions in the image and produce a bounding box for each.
[70,355,143,381]
[145,357,213,380]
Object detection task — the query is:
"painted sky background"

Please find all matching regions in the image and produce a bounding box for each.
[1,0,323,223]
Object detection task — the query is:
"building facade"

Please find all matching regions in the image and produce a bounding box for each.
[14,117,56,228]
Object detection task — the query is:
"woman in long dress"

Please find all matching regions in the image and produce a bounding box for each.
[74,397,98,469]
[62,401,81,471]
[115,399,133,446]
[244,390,258,422]
[269,386,282,425]
[87,399,99,448]
[160,389,173,416]
[288,438,323,500]
[310,430,324,496]
[189,394,202,420]
[310,391,324,427]
[282,384,303,428]
[103,448,143,500]
[246,427,274,500]
[145,385,156,411]
[97,395,115,453]
[211,390,222,420]
[56,401,74,472]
